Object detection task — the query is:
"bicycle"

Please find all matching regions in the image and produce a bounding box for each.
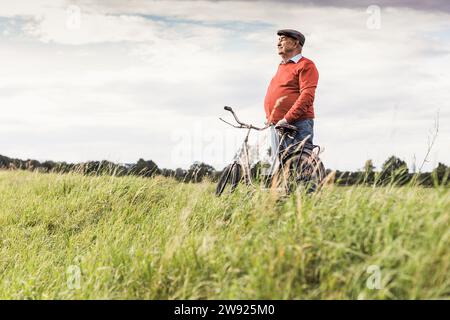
[215,106,326,196]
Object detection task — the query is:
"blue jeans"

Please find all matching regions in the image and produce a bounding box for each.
[271,119,314,155]
[268,119,314,175]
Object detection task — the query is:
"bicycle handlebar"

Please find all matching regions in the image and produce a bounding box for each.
[220,106,299,134]
[220,106,268,131]
[275,123,298,132]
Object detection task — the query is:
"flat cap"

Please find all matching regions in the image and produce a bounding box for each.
[277,29,305,47]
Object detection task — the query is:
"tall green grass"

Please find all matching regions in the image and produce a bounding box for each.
[0,170,448,299]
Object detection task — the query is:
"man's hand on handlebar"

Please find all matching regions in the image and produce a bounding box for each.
[274,118,298,133]
[275,118,288,127]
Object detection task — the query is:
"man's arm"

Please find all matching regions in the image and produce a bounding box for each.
[284,61,319,123]
[267,95,288,124]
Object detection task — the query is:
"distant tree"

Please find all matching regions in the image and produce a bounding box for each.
[160,168,175,178]
[98,160,127,176]
[416,172,433,187]
[80,161,100,175]
[175,168,187,181]
[131,159,160,177]
[251,161,263,181]
[0,155,12,168]
[335,171,361,186]
[380,156,409,185]
[41,160,56,172]
[363,159,375,184]
[12,159,25,169]
[364,159,375,173]
[55,161,74,174]
[187,162,215,182]
[26,159,41,170]
[432,162,449,185]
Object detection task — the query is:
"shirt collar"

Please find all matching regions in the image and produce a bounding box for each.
[281,53,303,64]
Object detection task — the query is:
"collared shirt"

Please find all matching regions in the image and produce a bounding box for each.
[281,53,303,64]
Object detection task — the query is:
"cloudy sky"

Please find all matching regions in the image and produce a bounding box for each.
[1,0,449,171]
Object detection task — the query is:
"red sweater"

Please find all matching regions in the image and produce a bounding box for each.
[264,56,319,124]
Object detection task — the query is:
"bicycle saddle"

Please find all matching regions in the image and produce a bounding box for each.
[275,123,298,133]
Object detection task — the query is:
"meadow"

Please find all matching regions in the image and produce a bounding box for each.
[0,170,448,299]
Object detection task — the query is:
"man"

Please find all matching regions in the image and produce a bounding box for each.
[264,29,319,155]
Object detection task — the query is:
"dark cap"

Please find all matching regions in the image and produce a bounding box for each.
[277,29,305,47]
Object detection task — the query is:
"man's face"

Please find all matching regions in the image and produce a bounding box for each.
[277,35,298,55]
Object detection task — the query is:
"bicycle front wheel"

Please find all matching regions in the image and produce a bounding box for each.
[215,163,242,196]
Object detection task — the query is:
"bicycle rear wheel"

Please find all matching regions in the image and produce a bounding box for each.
[271,150,325,195]
[215,163,242,196]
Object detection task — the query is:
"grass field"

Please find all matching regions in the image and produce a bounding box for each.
[0,170,448,299]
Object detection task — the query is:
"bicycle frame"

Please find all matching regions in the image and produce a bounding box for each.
[220,106,296,188]
[231,127,253,185]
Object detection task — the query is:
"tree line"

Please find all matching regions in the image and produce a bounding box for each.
[0,154,217,183]
[0,154,448,187]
